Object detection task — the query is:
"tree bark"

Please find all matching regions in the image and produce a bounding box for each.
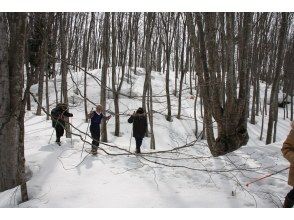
[0,13,28,202]
[187,12,251,156]
[36,14,48,116]
[100,13,110,142]
[84,13,95,122]
[266,13,289,144]
[177,19,187,119]
[111,13,120,137]
[59,13,71,138]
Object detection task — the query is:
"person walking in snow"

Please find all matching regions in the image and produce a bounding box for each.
[128,107,147,154]
[51,103,73,146]
[281,121,294,208]
[88,105,111,155]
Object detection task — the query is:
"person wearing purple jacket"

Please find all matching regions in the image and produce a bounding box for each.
[88,105,111,155]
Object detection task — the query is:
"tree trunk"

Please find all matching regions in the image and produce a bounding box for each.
[174,20,179,97]
[111,13,120,137]
[45,68,50,120]
[194,85,199,136]
[165,45,172,121]
[36,14,48,116]
[266,13,288,144]
[177,21,187,119]
[145,13,156,149]
[84,13,95,122]
[25,46,31,111]
[59,13,71,138]
[187,12,251,156]
[161,13,177,122]
[0,12,28,202]
[100,13,110,142]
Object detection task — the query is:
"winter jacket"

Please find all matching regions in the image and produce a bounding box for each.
[128,114,147,138]
[281,127,294,186]
[89,111,105,131]
[51,107,73,127]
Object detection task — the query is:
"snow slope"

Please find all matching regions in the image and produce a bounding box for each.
[0,66,292,208]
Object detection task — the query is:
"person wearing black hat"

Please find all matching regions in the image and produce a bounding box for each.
[128,107,147,154]
[51,103,73,145]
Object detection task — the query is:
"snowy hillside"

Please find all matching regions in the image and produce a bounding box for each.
[0,66,292,208]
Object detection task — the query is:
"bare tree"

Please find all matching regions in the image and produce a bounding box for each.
[111,12,120,136]
[45,13,55,120]
[266,13,289,144]
[187,12,252,156]
[144,13,156,149]
[0,12,28,202]
[84,12,95,122]
[100,13,110,142]
[36,13,48,116]
[59,13,71,138]
[283,37,294,121]
[160,13,178,122]
[177,16,187,119]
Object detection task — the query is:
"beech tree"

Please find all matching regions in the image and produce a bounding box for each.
[35,13,48,116]
[0,12,28,201]
[84,12,95,122]
[266,13,289,144]
[100,12,110,142]
[160,12,179,122]
[187,13,252,156]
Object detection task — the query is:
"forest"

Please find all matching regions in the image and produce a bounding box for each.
[0,12,294,208]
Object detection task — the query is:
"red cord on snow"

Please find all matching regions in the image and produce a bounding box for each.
[245,167,290,187]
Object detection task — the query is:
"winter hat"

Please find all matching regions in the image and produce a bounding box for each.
[291,121,294,130]
[136,107,144,114]
[57,103,67,109]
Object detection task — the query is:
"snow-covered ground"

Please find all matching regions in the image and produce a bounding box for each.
[0,66,292,207]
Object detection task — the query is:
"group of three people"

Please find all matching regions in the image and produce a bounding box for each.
[50,103,147,155]
[51,103,294,208]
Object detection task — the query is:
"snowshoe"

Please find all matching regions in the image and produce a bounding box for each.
[56,141,61,146]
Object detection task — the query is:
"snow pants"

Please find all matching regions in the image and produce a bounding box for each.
[135,137,143,153]
[55,124,64,142]
[90,125,100,150]
[287,187,294,202]
[135,137,143,148]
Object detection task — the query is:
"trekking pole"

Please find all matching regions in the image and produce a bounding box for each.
[48,113,62,144]
[48,129,55,144]
[81,108,93,158]
[70,117,73,147]
[129,129,133,152]
[126,112,134,154]
[245,167,290,187]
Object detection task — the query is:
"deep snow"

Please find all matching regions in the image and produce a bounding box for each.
[0,66,292,208]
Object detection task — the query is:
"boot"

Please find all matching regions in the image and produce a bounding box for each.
[56,139,61,146]
[283,196,294,208]
[135,147,141,154]
[91,148,98,155]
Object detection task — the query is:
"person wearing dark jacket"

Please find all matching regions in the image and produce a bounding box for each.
[88,105,111,155]
[128,107,147,154]
[51,103,73,145]
[281,121,294,208]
